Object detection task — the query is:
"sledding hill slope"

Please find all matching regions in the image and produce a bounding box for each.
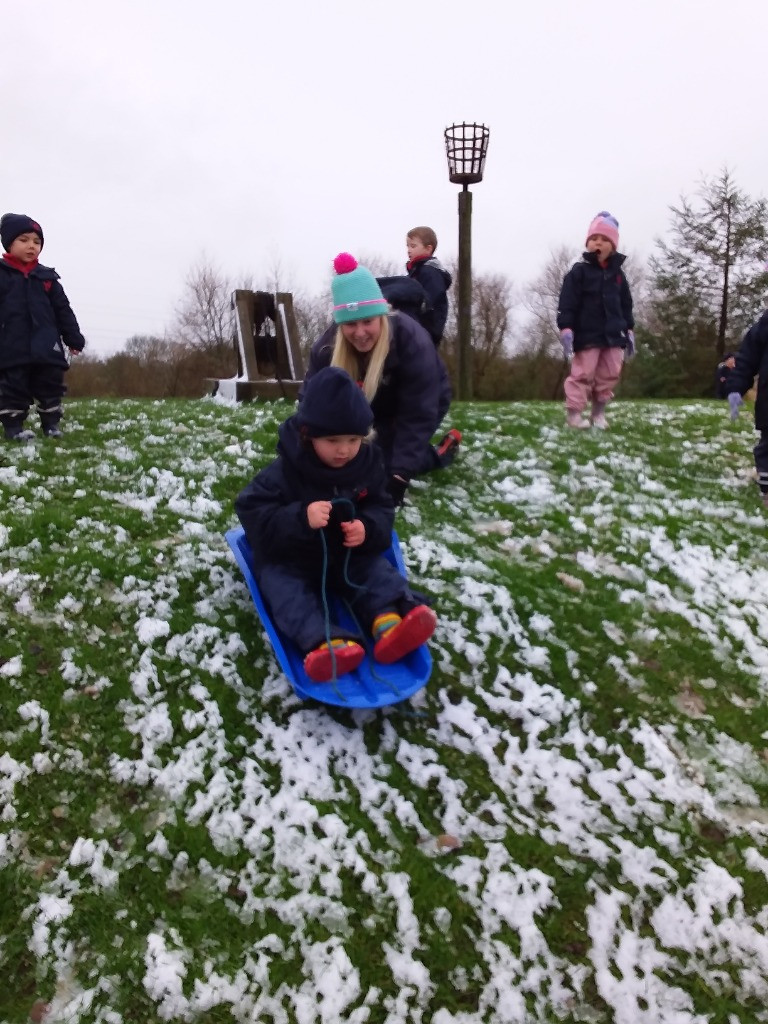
[1,396,767,1024]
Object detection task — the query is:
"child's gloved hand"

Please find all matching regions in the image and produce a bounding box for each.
[728,392,744,421]
[307,500,332,529]
[387,476,409,506]
[626,330,636,358]
[340,519,365,547]
[560,329,574,358]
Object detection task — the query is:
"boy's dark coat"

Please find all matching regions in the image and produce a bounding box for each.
[407,256,452,345]
[0,260,85,369]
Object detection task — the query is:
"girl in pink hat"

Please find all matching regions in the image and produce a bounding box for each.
[557,212,635,429]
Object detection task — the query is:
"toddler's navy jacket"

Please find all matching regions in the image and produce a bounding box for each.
[557,250,634,351]
[235,416,394,577]
[0,259,85,370]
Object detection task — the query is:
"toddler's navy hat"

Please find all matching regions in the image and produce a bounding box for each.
[296,367,373,438]
[0,213,44,252]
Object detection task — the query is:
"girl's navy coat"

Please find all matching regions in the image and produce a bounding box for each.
[235,417,417,652]
[557,251,634,351]
[0,259,85,369]
[728,311,768,431]
[303,313,451,480]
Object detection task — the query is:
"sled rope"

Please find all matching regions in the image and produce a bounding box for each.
[318,497,405,699]
[318,497,367,690]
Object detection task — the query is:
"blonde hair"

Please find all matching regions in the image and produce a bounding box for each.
[331,316,391,404]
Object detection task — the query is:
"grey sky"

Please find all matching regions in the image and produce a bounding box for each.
[3,0,766,357]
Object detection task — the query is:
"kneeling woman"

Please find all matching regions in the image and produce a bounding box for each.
[302,253,459,505]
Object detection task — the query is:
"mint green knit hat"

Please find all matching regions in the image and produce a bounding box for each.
[331,252,390,323]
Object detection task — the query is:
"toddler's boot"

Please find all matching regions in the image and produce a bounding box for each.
[304,640,365,682]
[434,428,462,468]
[590,402,608,429]
[4,425,36,442]
[566,408,589,429]
[39,407,63,438]
[373,606,437,664]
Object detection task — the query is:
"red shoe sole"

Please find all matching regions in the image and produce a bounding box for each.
[304,643,365,682]
[436,429,462,457]
[373,606,437,664]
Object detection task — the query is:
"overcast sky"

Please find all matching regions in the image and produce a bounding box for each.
[3,0,766,358]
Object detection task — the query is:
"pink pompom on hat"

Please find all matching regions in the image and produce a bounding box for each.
[585,211,619,250]
[331,252,390,324]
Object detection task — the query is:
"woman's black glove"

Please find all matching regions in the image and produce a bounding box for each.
[387,475,409,506]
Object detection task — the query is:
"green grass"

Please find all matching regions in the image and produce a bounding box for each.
[1,396,768,1023]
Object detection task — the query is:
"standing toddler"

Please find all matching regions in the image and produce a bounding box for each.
[557,212,634,429]
[0,213,85,441]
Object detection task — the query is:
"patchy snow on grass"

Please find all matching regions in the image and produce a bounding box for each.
[2,397,768,1023]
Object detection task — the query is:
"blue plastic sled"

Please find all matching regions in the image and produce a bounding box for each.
[225,526,432,708]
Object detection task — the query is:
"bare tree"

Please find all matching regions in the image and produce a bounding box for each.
[519,245,577,357]
[649,167,768,358]
[174,256,234,357]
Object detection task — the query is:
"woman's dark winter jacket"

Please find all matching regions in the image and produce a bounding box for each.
[235,416,394,576]
[407,256,452,345]
[557,251,634,351]
[728,311,768,431]
[303,313,452,480]
[0,258,85,370]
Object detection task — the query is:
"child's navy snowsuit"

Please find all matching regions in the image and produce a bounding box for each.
[407,256,452,346]
[557,250,634,351]
[235,416,421,654]
[0,257,85,432]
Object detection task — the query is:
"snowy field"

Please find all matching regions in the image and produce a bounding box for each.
[1,396,767,1024]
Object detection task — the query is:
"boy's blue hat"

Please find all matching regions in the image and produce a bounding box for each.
[297,367,373,438]
[331,252,390,324]
[1,213,44,252]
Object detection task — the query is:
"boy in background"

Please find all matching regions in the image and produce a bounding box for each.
[406,226,452,346]
[0,213,85,441]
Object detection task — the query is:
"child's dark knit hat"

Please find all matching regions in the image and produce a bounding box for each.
[585,211,619,250]
[331,252,390,324]
[1,213,44,252]
[296,367,373,438]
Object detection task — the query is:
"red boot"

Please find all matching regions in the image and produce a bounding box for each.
[434,428,462,467]
[373,606,437,664]
[304,641,365,682]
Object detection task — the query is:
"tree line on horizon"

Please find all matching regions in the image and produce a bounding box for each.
[69,168,768,403]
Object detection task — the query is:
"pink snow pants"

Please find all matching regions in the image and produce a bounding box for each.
[564,347,625,412]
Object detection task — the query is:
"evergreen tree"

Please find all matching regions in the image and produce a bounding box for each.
[648,169,768,368]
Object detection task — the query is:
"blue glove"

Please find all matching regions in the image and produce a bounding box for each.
[560,329,574,358]
[728,392,744,421]
[626,330,636,358]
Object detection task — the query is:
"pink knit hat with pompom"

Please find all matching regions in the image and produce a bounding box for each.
[585,211,619,250]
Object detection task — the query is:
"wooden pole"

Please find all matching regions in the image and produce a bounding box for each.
[457,187,473,400]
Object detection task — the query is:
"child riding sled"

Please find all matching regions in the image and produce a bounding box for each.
[235,367,437,682]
